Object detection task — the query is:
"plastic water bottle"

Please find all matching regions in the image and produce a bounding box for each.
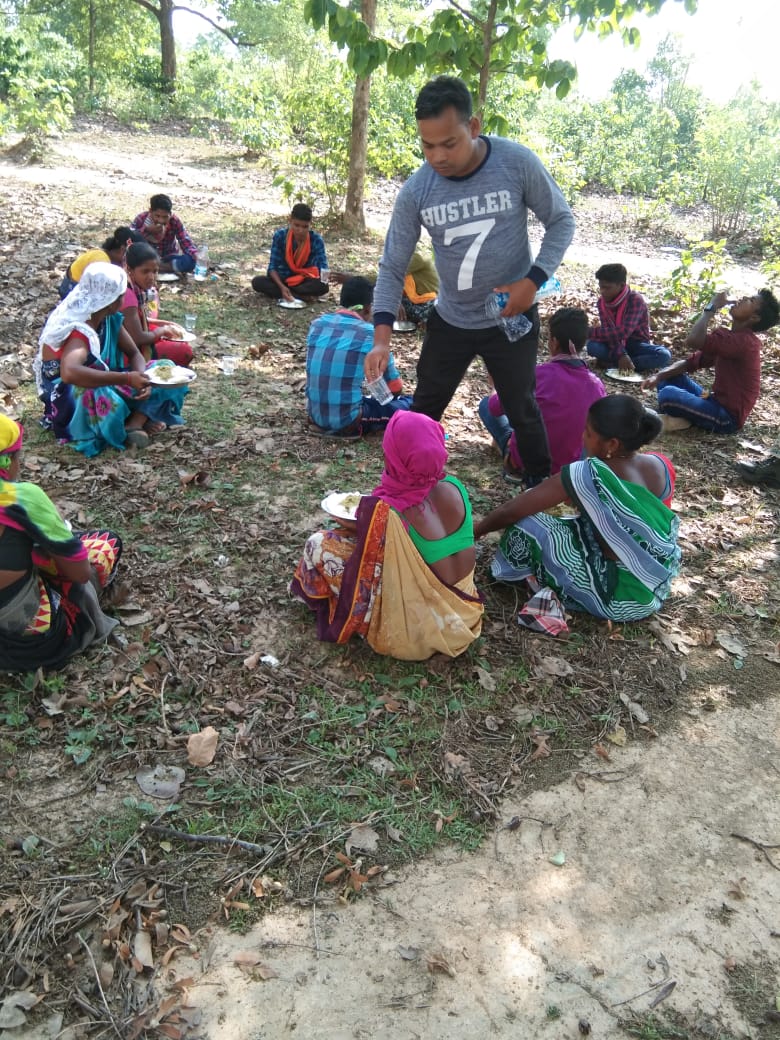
[194,244,209,281]
[535,276,562,300]
[485,292,532,342]
[146,286,159,320]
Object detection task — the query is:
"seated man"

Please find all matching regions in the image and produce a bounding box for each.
[306,277,412,437]
[479,307,606,484]
[643,289,780,433]
[131,194,197,275]
[252,203,329,301]
[587,263,671,373]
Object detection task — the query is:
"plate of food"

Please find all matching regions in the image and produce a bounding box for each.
[157,272,181,283]
[278,298,305,310]
[148,365,197,387]
[321,491,363,522]
[150,323,196,344]
[604,368,645,383]
[393,320,416,332]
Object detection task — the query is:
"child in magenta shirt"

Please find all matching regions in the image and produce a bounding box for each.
[479,308,606,484]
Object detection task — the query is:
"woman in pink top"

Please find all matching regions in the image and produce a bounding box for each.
[122,243,194,369]
[479,308,606,485]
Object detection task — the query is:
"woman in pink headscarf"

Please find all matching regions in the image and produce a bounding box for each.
[291,411,483,660]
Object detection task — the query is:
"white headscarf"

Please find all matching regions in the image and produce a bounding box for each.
[38,262,127,358]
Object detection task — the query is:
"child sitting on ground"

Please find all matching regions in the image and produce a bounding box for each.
[306,277,412,437]
[131,194,198,275]
[587,263,671,373]
[479,307,606,484]
[252,203,329,302]
[643,289,780,433]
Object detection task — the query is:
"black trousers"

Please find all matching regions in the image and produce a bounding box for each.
[251,275,329,298]
[411,305,551,477]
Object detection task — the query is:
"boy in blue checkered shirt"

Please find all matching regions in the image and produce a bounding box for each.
[306,278,412,436]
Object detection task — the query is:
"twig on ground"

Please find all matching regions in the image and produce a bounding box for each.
[610,977,674,1008]
[143,824,271,856]
[730,832,780,870]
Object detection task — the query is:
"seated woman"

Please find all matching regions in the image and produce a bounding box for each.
[36,262,187,456]
[0,415,121,672]
[58,227,143,300]
[291,411,484,660]
[122,242,194,367]
[474,395,680,622]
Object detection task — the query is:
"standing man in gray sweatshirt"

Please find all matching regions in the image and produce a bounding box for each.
[366,76,575,484]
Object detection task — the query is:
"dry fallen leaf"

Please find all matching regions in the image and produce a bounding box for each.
[136,763,185,801]
[233,951,278,979]
[345,824,379,857]
[187,727,219,767]
[426,952,456,977]
[475,665,496,691]
[133,930,154,970]
[606,726,627,747]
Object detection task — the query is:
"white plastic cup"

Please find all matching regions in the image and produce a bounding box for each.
[184,313,197,331]
[319,267,330,285]
[366,376,393,405]
[222,355,238,376]
[485,292,532,342]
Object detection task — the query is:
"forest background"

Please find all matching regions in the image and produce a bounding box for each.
[1,0,779,284]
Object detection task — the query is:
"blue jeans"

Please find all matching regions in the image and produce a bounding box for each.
[657,374,739,433]
[360,394,413,432]
[165,253,196,274]
[478,396,512,456]
[587,339,672,372]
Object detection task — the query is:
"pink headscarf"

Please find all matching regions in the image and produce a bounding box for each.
[372,411,447,513]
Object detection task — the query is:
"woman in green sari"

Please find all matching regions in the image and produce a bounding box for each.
[474,395,681,622]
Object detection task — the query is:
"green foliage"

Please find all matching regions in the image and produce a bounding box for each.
[696,88,780,239]
[0,27,74,147]
[666,238,728,312]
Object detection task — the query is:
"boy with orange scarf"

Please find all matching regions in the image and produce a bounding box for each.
[586,263,671,373]
[251,203,330,302]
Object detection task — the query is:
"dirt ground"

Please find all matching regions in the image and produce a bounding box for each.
[183,692,780,1040]
[1,123,779,1040]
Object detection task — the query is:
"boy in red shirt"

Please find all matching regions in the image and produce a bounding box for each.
[643,289,779,432]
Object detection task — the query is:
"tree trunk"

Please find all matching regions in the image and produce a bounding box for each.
[159,0,177,93]
[476,0,498,118]
[342,0,376,232]
[88,0,95,95]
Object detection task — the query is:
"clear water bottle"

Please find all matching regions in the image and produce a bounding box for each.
[535,276,562,300]
[146,286,159,320]
[194,244,209,281]
[485,292,532,342]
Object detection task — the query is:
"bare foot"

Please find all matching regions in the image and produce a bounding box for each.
[144,419,167,435]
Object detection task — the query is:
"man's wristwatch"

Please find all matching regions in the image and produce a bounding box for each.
[703,304,715,312]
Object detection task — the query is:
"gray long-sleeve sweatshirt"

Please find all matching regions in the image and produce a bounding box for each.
[373,136,575,330]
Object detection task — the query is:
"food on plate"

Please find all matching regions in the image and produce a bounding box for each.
[338,492,361,515]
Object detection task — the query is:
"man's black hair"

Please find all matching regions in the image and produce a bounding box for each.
[340,276,374,312]
[149,194,173,213]
[595,263,628,285]
[415,76,473,123]
[754,288,780,333]
[291,203,313,222]
[549,307,589,351]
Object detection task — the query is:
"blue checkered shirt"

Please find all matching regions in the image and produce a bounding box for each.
[306,311,401,432]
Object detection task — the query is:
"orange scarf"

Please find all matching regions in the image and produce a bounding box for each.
[403,274,437,304]
[284,231,319,286]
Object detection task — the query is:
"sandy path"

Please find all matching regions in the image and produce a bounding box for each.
[170,697,780,1039]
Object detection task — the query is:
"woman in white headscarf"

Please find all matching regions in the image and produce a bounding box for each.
[36,262,186,455]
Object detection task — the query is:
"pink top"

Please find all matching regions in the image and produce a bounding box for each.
[489,356,606,474]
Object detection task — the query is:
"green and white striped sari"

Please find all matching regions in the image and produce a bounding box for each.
[491,458,681,622]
